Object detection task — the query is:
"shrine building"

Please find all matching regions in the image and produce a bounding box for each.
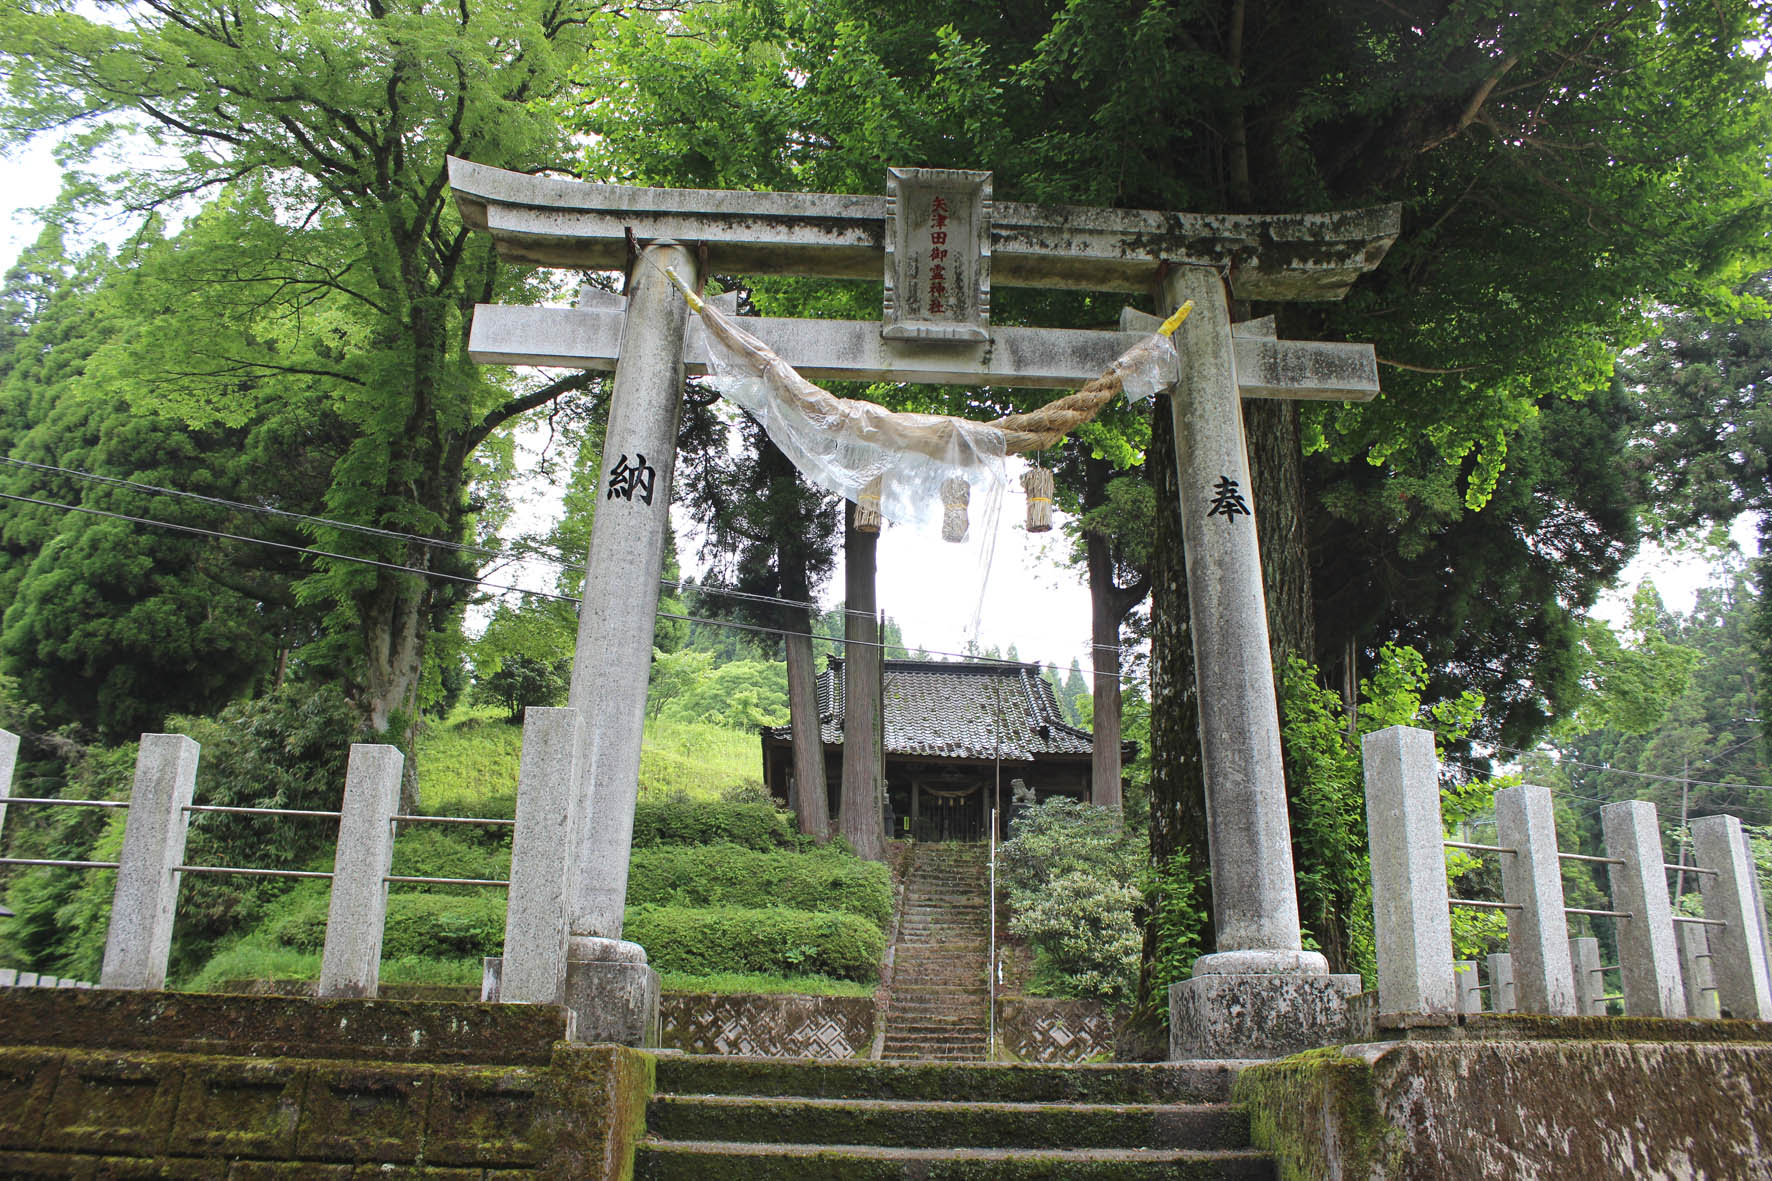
[760,657,1135,842]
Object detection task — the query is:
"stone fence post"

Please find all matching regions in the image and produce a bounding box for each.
[1453,961,1483,1014]
[100,735,201,990]
[1486,953,1516,1013]
[1569,937,1606,1016]
[317,744,404,1000]
[1601,800,1685,1017]
[1494,784,1577,1015]
[502,706,580,1005]
[1691,814,1772,1020]
[1361,725,1455,1017]
[1675,923,1720,1019]
[0,726,18,839]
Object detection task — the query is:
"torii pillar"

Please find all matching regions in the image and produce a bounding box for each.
[1159,264,1363,1058]
[556,242,696,1044]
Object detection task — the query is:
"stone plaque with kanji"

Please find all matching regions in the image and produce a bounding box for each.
[883,167,991,343]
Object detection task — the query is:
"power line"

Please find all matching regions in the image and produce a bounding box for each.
[0,454,512,562]
[0,489,1150,684]
[1,453,1144,657]
[1496,741,1772,793]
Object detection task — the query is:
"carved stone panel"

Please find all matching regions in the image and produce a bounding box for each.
[884,167,991,343]
[658,993,876,1059]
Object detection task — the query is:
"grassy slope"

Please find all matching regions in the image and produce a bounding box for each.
[185,711,876,996]
[417,708,767,817]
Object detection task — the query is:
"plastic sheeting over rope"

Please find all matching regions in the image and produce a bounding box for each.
[665,266,1189,542]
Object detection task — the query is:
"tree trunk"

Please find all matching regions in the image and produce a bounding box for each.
[1243,397,1315,678]
[1139,402,1213,1001]
[840,504,887,860]
[784,619,830,841]
[360,580,427,811]
[1088,543,1124,813]
[1083,456,1129,813]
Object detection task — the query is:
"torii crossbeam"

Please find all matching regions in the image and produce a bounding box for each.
[451,157,1401,1060]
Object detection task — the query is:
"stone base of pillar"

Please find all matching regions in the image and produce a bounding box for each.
[480,956,503,1003]
[562,938,659,1046]
[1169,972,1367,1060]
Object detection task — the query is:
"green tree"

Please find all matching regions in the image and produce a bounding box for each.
[1547,569,1770,837]
[469,596,575,722]
[680,414,840,836]
[570,0,1772,986]
[1619,270,1772,749]
[1,0,616,738]
[0,230,327,738]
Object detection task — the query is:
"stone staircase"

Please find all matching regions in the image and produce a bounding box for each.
[881,841,992,1061]
[637,1055,1274,1178]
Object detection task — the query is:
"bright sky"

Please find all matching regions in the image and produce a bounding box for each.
[0,141,1754,680]
[1,138,64,266]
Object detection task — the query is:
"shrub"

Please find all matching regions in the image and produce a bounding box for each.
[1012,871,1144,1002]
[269,891,507,959]
[631,795,795,850]
[625,905,884,983]
[999,797,1143,1007]
[1141,849,1207,1000]
[627,843,891,926]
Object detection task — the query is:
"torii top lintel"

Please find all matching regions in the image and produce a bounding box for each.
[448,158,1400,303]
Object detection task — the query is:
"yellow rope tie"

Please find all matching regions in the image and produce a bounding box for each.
[663,267,704,314]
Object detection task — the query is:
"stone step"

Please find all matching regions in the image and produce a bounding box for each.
[647,1095,1252,1152]
[885,1019,988,1032]
[653,1057,1245,1105]
[636,1141,1275,1179]
[899,912,989,921]
[880,1027,988,1038]
[878,1040,988,1056]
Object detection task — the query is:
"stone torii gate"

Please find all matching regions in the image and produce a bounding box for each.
[450,159,1400,1058]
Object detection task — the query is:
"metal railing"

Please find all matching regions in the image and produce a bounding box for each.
[1366,723,1772,1022]
[987,806,998,1061]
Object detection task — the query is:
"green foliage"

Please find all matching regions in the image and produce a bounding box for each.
[652,657,790,730]
[998,797,1144,1006]
[469,597,575,722]
[627,843,891,925]
[0,0,621,729]
[1281,644,1485,980]
[1560,586,1702,737]
[0,736,136,980]
[1546,568,1769,831]
[647,648,716,719]
[655,970,874,997]
[159,683,366,976]
[631,794,796,852]
[0,234,318,740]
[269,891,507,960]
[636,719,769,799]
[411,710,767,820]
[1140,847,1207,1001]
[625,904,884,983]
[413,714,523,820]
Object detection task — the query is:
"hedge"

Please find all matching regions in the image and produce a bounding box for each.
[626,843,892,926]
[268,894,885,983]
[630,798,794,851]
[624,905,885,983]
[270,892,506,959]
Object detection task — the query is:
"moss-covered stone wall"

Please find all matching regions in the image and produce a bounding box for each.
[1235,1021,1772,1180]
[0,991,655,1179]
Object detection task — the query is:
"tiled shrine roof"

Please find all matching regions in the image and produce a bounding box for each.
[765,658,1112,762]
